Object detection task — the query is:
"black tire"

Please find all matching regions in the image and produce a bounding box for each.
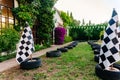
[68,44,75,47]
[57,47,68,52]
[88,41,93,45]
[90,43,96,46]
[46,50,61,57]
[70,43,77,47]
[94,55,99,63]
[87,41,94,45]
[94,49,100,55]
[95,64,120,80]
[64,46,73,49]
[20,58,41,70]
[92,45,101,50]
[70,41,78,47]
[113,64,120,70]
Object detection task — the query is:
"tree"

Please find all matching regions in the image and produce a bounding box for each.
[12,0,57,46]
[60,11,80,27]
[82,19,85,25]
[36,0,57,46]
[60,11,72,27]
[12,0,40,28]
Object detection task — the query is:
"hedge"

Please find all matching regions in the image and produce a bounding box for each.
[69,25,107,40]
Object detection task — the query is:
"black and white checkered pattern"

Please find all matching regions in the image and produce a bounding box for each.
[99,9,120,69]
[16,25,34,64]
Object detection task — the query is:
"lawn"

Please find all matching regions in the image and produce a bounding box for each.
[0,42,100,80]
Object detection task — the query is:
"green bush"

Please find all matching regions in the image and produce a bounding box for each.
[0,36,9,52]
[69,24,107,40]
[34,44,47,52]
[0,53,16,62]
[99,30,104,40]
[34,44,42,51]
[64,36,73,43]
[14,25,21,32]
[0,28,20,53]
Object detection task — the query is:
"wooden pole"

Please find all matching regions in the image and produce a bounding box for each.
[30,54,32,61]
[110,64,114,70]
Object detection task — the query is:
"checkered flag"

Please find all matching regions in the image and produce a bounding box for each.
[99,9,120,69]
[16,24,34,64]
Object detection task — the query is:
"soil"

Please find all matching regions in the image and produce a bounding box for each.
[0,56,59,80]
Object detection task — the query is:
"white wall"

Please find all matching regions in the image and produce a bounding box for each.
[53,8,63,27]
[14,0,18,8]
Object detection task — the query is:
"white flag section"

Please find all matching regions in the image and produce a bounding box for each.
[99,9,120,69]
[16,25,34,64]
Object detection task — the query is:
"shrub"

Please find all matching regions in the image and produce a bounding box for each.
[99,30,104,40]
[36,0,56,46]
[64,36,73,43]
[34,44,47,52]
[69,24,106,40]
[0,53,16,62]
[55,27,66,45]
[34,44,41,51]
[0,28,20,53]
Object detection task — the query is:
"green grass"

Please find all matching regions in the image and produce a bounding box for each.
[39,42,100,80]
[0,42,100,80]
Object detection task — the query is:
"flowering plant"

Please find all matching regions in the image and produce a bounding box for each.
[55,27,66,44]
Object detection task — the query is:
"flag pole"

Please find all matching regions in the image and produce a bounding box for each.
[25,21,33,61]
[110,64,114,70]
[30,54,32,61]
[16,21,35,64]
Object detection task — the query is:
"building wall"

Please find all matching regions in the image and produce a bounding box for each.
[53,8,63,27]
[0,0,14,31]
[14,0,18,8]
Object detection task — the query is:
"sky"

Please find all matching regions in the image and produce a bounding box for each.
[54,0,120,24]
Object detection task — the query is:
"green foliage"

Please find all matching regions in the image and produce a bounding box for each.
[64,36,73,43]
[34,44,42,51]
[84,26,93,40]
[0,53,16,62]
[69,23,107,40]
[13,25,21,32]
[60,11,72,27]
[60,11,80,27]
[36,0,57,46]
[12,0,40,27]
[13,0,57,46]
[17,12,31,21]
[34,44,47,51]
[0,29,20,53]
[72,31,79,40]
[99,30,104,40]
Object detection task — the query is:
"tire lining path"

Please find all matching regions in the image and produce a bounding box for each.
[0,42,72,73]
